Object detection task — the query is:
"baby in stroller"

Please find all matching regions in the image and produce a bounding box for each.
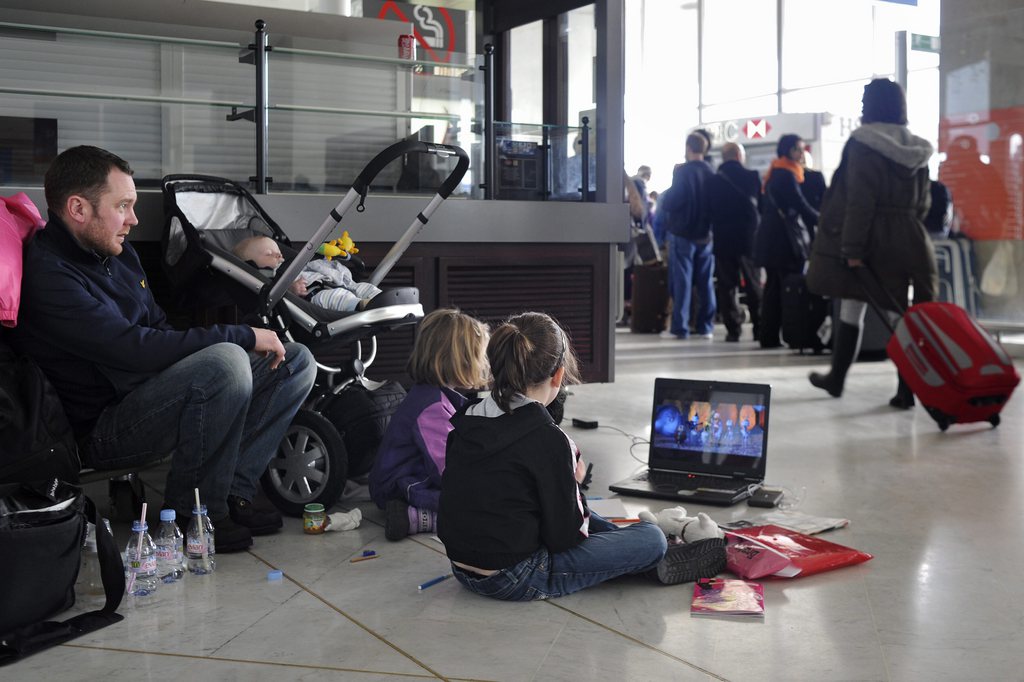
[233,235,381,312]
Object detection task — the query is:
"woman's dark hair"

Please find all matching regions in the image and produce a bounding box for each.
[776,134,802,159]
[44,145,133,215]
[861,78,908,125]
[487,312,581,413]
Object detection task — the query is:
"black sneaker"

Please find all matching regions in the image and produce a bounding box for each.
[385,499,410,541]
[228,494,283,535]
[648,537,727,585]
[209,513,254,553]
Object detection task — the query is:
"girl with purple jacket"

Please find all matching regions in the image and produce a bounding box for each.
[369,308,489,540]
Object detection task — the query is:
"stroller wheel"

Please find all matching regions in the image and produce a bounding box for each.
[261,409,348,517]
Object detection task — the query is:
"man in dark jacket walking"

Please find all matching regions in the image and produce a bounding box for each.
[706,142,762,342]
[661,133,716,339]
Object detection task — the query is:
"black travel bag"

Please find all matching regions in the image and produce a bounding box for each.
[323,380,407,477]
[781,272,829,353]
[630,263,670,333]
[0,479,124,665]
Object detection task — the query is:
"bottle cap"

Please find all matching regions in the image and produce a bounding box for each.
[131,520,149,532]
[267,569,283,581]
[304,503,325,513]
[192,503,208,515]
[160,509,176,522]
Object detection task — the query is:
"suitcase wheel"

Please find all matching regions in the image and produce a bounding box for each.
[925,406,953,432]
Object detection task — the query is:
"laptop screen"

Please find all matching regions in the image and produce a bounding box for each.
[648,378,770,480]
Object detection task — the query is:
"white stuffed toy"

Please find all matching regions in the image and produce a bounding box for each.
[638,506,724,544]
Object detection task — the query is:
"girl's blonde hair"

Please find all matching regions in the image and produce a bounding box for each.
[487,312,581,413]
[407,308,489,389]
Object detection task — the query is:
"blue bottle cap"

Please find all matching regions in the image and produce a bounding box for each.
[160,509,176,522]
[267,569,283,581]
[131,520,149,532]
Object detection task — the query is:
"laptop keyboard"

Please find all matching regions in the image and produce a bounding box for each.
[639,470,744,493]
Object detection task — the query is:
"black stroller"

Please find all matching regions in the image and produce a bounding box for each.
[160,140,469,515]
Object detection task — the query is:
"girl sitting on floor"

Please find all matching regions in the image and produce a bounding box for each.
[438,312,668,601]
[368,308,490,540]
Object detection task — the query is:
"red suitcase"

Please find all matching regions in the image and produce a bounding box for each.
[886,301,1019,430]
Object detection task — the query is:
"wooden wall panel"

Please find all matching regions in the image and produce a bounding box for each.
[142,240,612,386]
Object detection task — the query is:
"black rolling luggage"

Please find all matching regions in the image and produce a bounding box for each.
[781,272,829,353]
[630,264,669,333]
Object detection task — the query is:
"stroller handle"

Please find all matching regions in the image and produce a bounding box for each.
[260,141,468,314]
[352,140,469,200]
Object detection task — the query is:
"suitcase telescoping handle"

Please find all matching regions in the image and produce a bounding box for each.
[263,141,469,313]
[853,264,908,336]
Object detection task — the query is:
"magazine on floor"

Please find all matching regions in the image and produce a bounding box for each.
[720,509,850,535]
[690,578,765,619]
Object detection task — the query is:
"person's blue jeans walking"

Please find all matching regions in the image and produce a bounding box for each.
[668,236,717,337]
[450,515,667,601]
[82,342,316,517]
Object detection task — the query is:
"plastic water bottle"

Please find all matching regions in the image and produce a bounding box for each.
[124,520,159,597]
[155,509,186,582]
[186,503,216,575]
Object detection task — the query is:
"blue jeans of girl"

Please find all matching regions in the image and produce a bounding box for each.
[451,514,667,601]
[82,342,316,518]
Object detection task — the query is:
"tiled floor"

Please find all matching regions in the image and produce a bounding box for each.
[12,327,1024,681]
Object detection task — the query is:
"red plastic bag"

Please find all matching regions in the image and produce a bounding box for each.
[725,525,872,579]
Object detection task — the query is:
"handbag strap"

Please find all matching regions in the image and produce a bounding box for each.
[0,495,124,666]
[764,184,788,220]
[88,495,126,615]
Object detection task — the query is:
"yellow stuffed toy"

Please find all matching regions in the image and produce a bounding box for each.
[317,231,359,261]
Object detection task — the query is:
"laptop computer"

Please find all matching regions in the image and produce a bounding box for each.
[608,378,770,506]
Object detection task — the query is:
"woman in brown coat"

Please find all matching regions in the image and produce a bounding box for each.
[806,79,937,407]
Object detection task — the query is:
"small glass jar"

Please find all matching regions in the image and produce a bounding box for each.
[303,503,326,534]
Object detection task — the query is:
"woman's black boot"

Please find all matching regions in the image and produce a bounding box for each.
[889,373,916,409]
[809,321,862,397]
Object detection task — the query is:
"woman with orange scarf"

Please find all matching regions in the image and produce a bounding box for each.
[752,134,820,348]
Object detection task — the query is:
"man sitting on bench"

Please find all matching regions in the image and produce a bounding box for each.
[10,145,316,551]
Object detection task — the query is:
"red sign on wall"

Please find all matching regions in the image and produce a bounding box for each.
[744,119,772,139]
[362,1,465,64]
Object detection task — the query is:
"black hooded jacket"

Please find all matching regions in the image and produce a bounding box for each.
[438,396,589,570]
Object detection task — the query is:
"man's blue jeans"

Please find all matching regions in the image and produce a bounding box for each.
[82,342,316,518]
[668,236,717,337]
[450,515,667,601]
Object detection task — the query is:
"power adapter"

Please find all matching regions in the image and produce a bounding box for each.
[572,418,599,429]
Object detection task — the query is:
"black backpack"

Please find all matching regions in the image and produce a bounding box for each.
[0,339,81,484]
[322,380,407,478]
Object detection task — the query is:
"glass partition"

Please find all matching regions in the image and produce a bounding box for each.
[0,20,480,196]
[493,121,592,201]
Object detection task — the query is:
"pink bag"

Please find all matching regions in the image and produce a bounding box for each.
[725,525,872,579]
[0,193,45,328]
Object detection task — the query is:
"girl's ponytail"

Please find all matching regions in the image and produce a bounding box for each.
[487,312,580,413]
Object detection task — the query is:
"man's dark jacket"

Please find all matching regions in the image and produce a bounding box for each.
[662,160,715,242]
[11,212,254,435]
[705,160,761,258]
